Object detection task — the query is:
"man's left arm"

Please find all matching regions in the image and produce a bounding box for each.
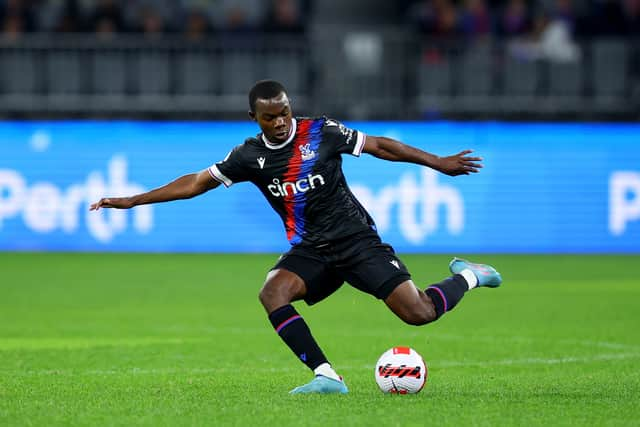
[362,135,483,176]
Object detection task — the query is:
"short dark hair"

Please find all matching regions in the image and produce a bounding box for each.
[249,80,287,112]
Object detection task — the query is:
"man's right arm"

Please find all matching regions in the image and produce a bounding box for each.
[89,169,221,210]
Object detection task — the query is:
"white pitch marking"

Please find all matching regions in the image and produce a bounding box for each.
[434,352,640,368]
[3,331,638,354]
[3,352,638,377]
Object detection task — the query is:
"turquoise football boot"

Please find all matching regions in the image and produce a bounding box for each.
[289,375,349,395]
[449,257,502,288]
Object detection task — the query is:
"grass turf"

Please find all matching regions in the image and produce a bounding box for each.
[0,253,639,426]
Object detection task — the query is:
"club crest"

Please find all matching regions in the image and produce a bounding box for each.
[299,143,316,161]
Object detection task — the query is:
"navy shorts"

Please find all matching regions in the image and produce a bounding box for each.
[272,231,411,305]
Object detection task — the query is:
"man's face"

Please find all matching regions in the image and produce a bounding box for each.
[251,92,293,144]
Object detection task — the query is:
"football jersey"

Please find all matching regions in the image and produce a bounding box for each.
[208,117,376,246]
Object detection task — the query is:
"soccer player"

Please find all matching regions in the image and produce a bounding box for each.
[90,80,502,394]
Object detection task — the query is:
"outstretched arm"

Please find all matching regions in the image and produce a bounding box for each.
[362,135,483,176]
[89,169,221,210]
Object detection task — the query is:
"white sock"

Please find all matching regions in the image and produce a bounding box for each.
[314,363,341,381]
[460,268,478,290]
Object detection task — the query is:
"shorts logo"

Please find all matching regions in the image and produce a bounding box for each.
[390,260,400,269]
[299,143,316,161]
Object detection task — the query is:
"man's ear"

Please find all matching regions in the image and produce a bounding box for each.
[248,110,256,121]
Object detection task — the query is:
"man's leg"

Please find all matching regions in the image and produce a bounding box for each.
[385,258,502,325]
[259,268,348,394]
[384,279,440,325]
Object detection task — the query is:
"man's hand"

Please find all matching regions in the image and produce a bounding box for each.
[436,150,483,176]
[90,197,134,211]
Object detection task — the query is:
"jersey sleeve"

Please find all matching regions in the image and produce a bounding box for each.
[322,118,367,157]
[207,145,249,187]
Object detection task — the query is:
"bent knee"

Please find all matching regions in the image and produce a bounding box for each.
[258,269,305,312]
[258,283,276,306]
[259,281,287,306]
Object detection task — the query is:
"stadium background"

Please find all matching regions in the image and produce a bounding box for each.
[1,0,639,253]
[1,1,639,426]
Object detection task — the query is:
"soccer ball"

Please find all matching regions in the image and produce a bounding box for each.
[374,346,427,394]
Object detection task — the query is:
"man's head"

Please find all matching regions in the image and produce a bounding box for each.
[248,80,293,144]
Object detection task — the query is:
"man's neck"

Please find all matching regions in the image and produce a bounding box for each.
[261,118,297,149]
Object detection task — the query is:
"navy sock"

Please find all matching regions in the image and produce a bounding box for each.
[268,304,328,371]
[424,275,468,319]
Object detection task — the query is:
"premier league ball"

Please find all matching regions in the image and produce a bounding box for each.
[374,347,427,394]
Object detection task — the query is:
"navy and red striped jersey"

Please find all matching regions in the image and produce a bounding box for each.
[208,117,376,246]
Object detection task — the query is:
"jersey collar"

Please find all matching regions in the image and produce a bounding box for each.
[261,118,297,150]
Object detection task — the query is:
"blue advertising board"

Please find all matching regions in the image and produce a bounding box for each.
[1,121,639,253]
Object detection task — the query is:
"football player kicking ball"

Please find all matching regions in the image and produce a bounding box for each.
[90,80,502,394]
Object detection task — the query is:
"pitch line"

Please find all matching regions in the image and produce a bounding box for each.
[2,352,638,377]
[1,332,638,353]
[435,352,640,368]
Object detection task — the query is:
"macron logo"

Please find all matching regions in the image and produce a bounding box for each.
[257,157,266,169]
[390,260,400,269]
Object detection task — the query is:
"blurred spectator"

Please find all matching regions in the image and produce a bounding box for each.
[34,0,81,32]
[497,0,532,37]
[225,7,248,30]
[263,0,307,33]
[94,15,116,38]
[1,0,37,35]
[459,0,493,38]
[590,0,628,35]
[137,5,165,37]
[623,0,640,34]
[408,0,452,36]
[54,0,82,32]
[205,0,266,32]
[508,10,581,62]
[552,0,575,25]
[125,0,183,34]
[0,0,634,40]
[406,0,433,33]
[2,13,24,38]
[408,0,461,38]
[184,8,210,41]
[537,12,581,61]
[405,0,637,41]
[433,0,460,38]
[408,0,461,66]
[87,0,125,33]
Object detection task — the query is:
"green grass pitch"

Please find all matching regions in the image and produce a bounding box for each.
[1,253,639,426]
